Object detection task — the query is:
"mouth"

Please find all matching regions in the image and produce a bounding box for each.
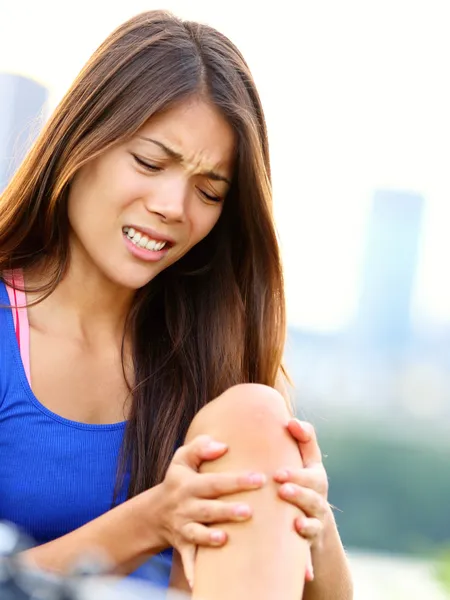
[122,226,173,252]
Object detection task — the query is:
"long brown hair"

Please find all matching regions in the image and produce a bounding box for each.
[0,10,288,497]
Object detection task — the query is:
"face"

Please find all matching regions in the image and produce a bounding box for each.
[67,97,236,290]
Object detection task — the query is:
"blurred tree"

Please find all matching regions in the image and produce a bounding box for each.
[318,426,450,554]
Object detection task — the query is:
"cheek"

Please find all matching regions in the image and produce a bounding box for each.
[112,173,148,211]
[189,207,223,245]
[69,166,144,229]
[67,176,94,233]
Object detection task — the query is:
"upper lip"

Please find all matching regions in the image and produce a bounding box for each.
[125,224,175,246]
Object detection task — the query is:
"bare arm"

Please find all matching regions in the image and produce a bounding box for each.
[23,485,167,575]
[275,374,353,599]
[24,435,266,580]
[303,509,353,600]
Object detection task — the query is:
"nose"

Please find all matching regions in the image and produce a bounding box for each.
[144,174,188,223]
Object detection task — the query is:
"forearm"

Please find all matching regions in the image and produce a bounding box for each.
[23,485,167,575]
[303,508,353,600]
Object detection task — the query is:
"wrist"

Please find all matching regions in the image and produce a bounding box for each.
[307,505,353,599]
[324,503,337,529]
[135,484,169,555]
[312,505,338,558]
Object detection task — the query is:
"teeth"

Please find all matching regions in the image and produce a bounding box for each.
[124,227,168,252]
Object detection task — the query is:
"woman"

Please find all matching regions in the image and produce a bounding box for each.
[0,10,352,599]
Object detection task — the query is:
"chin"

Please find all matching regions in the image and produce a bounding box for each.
[104,262,161,291]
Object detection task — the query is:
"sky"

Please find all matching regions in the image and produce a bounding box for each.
[1,0,450,331]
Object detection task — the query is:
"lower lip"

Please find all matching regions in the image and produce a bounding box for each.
[123,234,170,262]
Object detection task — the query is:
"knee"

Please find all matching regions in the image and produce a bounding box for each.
[186,384,300,471]
[189,383,290,437]
[222,383,292,429]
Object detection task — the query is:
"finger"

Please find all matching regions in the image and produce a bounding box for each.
[287,419,312,443]
[193,470,266,499]
[273,466,328,496]
[181,522,227,547]
[295,517,323,543]
[180,545,197,590]
[190,499,253,524]
[287,420,322,467]
[305,548,314,582]
[278,483,327,519]
[173,435,228,470]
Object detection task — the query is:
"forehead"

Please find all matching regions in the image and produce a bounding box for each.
[136,98,236,174]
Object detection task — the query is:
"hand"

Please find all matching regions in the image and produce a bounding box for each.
[158,434,266,587]
[274,419,329,581]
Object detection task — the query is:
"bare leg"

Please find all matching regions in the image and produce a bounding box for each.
[182,384,308,600]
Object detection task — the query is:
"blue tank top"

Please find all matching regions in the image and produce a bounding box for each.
[0,281,172,586]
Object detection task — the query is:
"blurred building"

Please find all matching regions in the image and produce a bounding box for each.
[285,189,450,426]
[0,73,48,192]
[355,189,424,348]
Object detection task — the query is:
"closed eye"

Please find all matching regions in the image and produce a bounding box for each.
[132,154,222,202]
[197,187,223,203]
[132,154,162,172]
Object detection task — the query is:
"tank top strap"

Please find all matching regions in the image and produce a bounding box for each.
[4,270,31,384]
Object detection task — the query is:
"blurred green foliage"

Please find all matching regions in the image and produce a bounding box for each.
[435,546,450,593]
[316,424,450,555]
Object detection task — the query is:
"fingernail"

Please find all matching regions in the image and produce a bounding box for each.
[306,565,314,581]
[247,472,266,486]
[206,441,228,452]
[274,469,290,481]
[296,518,306,533]
[281,483,296,497]
[210,530,225,544]
[233,504,251,518]
[299,421,314,436]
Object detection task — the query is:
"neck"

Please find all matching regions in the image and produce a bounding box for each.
[26,252,135,346]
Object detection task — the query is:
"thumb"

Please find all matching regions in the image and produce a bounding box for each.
[287,420,322,467]
[287,419,313,443]
[173,435,228,471]
[181,544,197,589]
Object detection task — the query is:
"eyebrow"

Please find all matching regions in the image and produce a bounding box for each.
[138,136,232,185]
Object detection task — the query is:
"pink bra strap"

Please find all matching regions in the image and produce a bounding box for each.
[11,273,21,350]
